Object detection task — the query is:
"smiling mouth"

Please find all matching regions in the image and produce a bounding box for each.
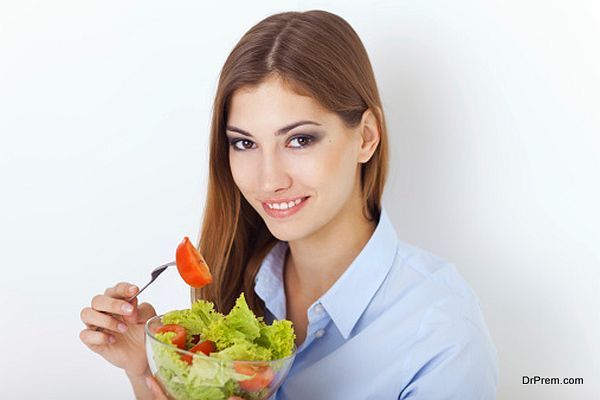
[260,196,310,218]
[264,196,308,210]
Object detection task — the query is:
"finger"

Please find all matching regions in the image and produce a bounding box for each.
[105,282,139,299]
[121,297,140,324]
[145,376,169,400]
[91,294,136,317]
[228,397,246,400]
[79,328,116,347]
[80,307,129,334]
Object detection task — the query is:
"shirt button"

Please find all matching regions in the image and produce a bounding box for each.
[315,329,325,338]
[314,304,325,314]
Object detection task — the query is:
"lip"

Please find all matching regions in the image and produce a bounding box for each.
[261,196,310,219]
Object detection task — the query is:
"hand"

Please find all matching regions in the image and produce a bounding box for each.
[79,282,157,377]
[145,376,245,400]
[145,376,169,400]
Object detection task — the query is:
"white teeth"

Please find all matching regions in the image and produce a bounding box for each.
[266,197,305,211]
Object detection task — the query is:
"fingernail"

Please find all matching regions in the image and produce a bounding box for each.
[108,335,116,344]
[129,286,138,294]
[117,323,128,332]
[122,303,133,314]
[145,376,153,390]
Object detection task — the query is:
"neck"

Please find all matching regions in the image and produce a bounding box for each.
[284,195,377,302]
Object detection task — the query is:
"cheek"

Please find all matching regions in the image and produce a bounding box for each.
[229,153,254,193]
[295,141,358,190]
[330,151,359,196]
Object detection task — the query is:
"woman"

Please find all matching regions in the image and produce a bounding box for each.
[80,10,499,399]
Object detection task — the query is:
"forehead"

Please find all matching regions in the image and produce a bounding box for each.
[227,76,331,127]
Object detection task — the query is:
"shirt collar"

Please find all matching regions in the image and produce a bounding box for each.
[320,206,398,338]
[254,206,399,339]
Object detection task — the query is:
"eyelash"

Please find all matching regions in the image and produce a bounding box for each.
[228,134,316,151]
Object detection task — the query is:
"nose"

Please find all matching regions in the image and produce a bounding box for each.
[258,150,291,194]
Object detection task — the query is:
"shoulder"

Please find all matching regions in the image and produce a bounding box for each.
[364,238,496,354]
[371,241,499,396]
[385,239,484,315]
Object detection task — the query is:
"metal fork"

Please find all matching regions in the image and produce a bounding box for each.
[127,261,176,302]
[94,260,177,332]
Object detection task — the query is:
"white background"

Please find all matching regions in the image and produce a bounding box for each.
[1,1,598,399]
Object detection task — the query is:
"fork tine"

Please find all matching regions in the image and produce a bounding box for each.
[126,261,176,302]
[151,261,176,280]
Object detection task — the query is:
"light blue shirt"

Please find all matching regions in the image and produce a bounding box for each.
[254,207,499,399]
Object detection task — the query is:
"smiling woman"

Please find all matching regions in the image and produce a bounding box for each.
[190,9,498,399]
[80,9,498,400]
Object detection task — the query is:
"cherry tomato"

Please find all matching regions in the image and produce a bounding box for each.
[181,340,217,365]
[175,237,213,288]
[234,363,275,392]
[156,324,187,349]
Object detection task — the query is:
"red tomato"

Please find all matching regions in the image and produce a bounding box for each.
[181,340,216,365]
[234,363,275,392]
[175,237,213,288]
[155,324,187,349]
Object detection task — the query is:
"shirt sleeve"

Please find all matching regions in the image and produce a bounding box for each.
[398,299,499,400]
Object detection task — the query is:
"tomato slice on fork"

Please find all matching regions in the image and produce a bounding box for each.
[175,237,213,288]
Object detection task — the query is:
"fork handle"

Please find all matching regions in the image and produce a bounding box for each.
[126,281,153,302]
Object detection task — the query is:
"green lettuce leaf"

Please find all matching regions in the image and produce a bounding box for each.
[201,293,263,351]
[210,339,272,362]
[223,293,262,340]
[188,357,251,387]
[254,319,296,359]
[162,300,224,337]
[155,331,176,345]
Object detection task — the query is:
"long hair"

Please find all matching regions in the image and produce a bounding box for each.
[192,10,389,316]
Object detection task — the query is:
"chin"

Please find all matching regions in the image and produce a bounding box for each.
[264,222,308,242]
[265,217,311,242]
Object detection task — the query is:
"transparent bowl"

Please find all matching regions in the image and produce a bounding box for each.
[145,315,296,400]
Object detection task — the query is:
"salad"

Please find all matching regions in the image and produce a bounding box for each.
[145,237,297,400]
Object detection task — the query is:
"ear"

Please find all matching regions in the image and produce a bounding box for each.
[357,108,381,164]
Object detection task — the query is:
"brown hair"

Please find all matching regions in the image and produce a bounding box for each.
[192,10,389,316]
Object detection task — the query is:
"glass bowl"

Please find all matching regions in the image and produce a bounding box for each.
[145,314,296,400]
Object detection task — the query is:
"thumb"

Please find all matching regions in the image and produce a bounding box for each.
[137,302,157,323]
[145,376,169,400]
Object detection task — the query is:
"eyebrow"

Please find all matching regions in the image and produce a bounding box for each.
[225,120,321,137]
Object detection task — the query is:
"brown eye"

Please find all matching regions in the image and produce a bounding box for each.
[288,135,315,148]
[231,139,256,151]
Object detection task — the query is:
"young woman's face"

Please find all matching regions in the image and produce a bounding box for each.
[226,75,364,242]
